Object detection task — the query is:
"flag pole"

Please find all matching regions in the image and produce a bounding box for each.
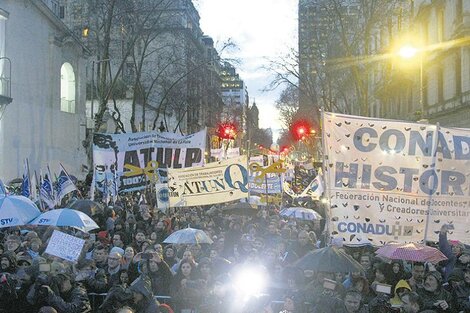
[35,171,45,212]
[47,164,57,208]
[25,158,32,198]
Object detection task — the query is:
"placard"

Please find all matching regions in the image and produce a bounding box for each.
[45,230,85,262]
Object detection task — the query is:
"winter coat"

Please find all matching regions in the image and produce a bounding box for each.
[148,261,173,296]
[46,283,92,313]
[129,277,160,313]
[417,286,453,312]
[452,280,470,312]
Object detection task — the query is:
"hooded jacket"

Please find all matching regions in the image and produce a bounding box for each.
[452,272,470,312]
[130,277,160,313]
[0,251,17,273]
[390,279,411,306]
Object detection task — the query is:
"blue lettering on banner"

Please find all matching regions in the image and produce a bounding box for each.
[224,164,249,192]
[335,162,470,196]
[337,222,413,236]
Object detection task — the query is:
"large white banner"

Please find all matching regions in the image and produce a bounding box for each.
[167,156,249,207]
[323,112,470,245]
[93,129,206,192]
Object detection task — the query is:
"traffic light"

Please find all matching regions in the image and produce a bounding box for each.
[290,119,313,141]
[217,122,237,139]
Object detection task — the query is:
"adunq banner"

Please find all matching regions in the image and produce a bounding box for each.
[93,129,206,192]
[323,112,470,245]
[167,156,249,207]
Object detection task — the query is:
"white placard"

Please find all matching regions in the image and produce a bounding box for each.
[45,230,85,262]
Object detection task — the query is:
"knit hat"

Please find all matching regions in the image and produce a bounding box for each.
[110,246,125,257]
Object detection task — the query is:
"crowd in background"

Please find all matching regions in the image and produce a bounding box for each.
[0,186,470,313]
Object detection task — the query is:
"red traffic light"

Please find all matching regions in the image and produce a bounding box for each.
[290,119,313,141]
[217,122,237,139]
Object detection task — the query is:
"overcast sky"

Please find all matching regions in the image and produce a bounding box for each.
[194,0,298,141]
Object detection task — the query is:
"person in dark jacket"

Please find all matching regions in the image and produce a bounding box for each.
[417,271,452,312]
[0,251,17,273]
[452,266,470,312]
[31,272,91,313]
[129,276,159,313]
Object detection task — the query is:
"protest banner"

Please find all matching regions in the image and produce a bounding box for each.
[93,129,206,192]
[323,112,470,245]
[167,156,249,207]
[44,230,85,262]
[248,173,283,194]
[210,147,240,160]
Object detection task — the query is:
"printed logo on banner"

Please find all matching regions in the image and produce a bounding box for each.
[0,218,14,226]
[323,112,470,245]
[167,156,249,207]
[158,188,169,203]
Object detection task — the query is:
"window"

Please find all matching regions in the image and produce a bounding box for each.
[60,62,76,113]
[456,0,463,24]
[437,10,444,42]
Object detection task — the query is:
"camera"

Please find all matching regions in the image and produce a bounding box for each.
[141,253,153,260]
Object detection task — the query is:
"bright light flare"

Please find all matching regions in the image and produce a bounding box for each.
[234,267,266,296]
[398,45,418,59]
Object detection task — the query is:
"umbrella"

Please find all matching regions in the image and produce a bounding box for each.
[163,227,213,244]
[69,199,104,217]
[220,202,259,216]
[375,242,448,264]
[29,208,99,232]
[0,195,41,227]
[280,207,323,220]
[294,246,364,273]
[241,195,263,206]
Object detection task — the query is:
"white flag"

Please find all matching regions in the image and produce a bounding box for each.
[299,175,324,200]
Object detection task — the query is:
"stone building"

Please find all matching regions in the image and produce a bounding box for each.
[0,0,88,181]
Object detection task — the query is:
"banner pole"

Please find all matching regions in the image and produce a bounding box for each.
[423,122,440,243]
[320,107,332,245]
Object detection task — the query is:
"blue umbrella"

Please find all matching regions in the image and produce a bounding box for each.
[29,208,99,232]
[280,207,323,220]
[163,227,213,244]
[0,195,41,227]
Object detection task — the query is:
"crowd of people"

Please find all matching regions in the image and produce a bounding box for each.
[0,188,470,313]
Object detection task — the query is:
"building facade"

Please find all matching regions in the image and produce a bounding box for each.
[0,0,88,181]
[298,0,470,128]
[381,0,470,128]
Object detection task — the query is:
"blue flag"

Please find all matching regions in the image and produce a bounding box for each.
[40,174,56,209]
[56,164,77,202]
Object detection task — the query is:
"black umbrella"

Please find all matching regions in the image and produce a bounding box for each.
[294,246,364,273]
[220,202,259,217]
[69,199,104,217]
